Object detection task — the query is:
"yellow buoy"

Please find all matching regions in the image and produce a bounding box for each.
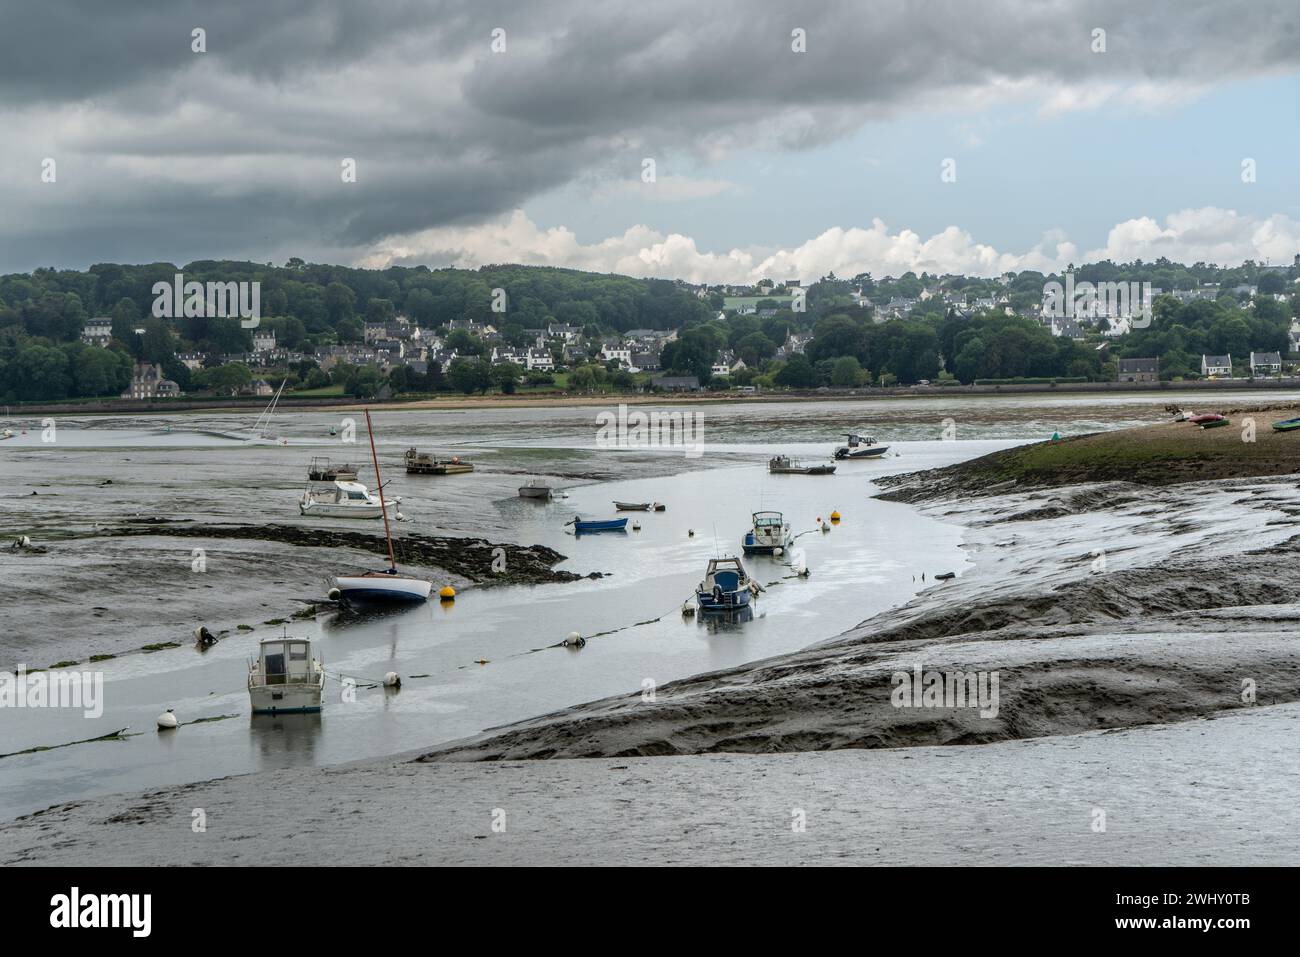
[439,585,456,601]
[830,510,841,522]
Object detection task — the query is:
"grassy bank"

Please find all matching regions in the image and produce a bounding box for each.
[876,403,1300,503]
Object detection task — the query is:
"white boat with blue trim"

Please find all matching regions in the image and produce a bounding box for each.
[248,635,325,714]
[742,510,792,555]
[329,411,432,606]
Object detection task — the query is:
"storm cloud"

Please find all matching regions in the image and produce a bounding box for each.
[0,0,1296,271]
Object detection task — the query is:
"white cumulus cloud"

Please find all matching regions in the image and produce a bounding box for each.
[362,207,1297,282]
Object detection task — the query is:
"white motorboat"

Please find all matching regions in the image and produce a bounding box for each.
[299,480,394,519]
[248,635,324,714]
[330,411,432,606]
[742,510,792,555]
[833,432,890,459]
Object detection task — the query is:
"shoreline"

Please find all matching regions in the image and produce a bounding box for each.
[9,378,1300,417]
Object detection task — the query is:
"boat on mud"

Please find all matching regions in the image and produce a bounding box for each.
[518,479,553,500]
[695,556,759,614]
[742,510,792,555]
[1200,417,1231,429]
[1272,417,1300,432]
[613,501,664,511]
[330,411,432,606]
[307,456,359,482]
[248,635,325,714]
[405,448,474,474]
[1188,413,1224,424]
[299,480,391,519]
[568,517,628,533]
[769,455,836,475]
[833,432,889,459]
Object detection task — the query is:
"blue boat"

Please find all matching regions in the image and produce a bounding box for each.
[569,517,629,533]
[695,556,757,613]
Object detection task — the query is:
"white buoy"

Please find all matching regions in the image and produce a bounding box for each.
[394,512,406,522]
[682,602,696,617]
[157,708,178,730]
[632,521,641,531]
[383,671,401,688]
[791,549,808,576]
[327,587,341,601]
[563,631,586,648]
[773,546,783,557]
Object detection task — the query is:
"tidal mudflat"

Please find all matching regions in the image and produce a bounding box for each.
[5,393,1300,863]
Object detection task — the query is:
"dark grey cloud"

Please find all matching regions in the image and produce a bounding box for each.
[0,0,1296,272]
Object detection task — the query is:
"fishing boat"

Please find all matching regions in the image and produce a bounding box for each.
[247,635,325,714]
[833,432,889,459]
[1272,417,1300,432]
[568,517,628,533]
[613,501,661,511]
[405,448,474,474]
[742,510,792,555]
[330,411,432,606]
[695,556,759,613]
[769,454,836,475]
[1188,413,1224,424]
[1200,417,1231,429]
[307,456,359,482]
[518,478,553,500]
[299,480,391,519]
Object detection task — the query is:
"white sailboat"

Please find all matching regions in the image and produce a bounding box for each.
[329,410,432,606]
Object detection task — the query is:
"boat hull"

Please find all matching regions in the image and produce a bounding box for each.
[300,502,383,518]
[333,574,432,604]
[519,487,552,499]
[835,446,889,459]
[574,519,628,533]
[1273,418,1300,432]
[249,684,323,715]
[696,588,752,613]
[613,502,651,511]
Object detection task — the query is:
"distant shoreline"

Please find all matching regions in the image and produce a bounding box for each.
[7,377,1300,417]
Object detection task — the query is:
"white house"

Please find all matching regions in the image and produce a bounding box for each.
[1250,351,1282,377]
[1201,354,1232,378]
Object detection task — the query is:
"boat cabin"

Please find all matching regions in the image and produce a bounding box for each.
[256,638,315,685]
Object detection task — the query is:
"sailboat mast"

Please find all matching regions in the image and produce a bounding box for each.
[364,410,397,570]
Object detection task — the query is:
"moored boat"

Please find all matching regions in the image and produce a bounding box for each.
[307,456,359,482]
[1272,417,1300,432]
[519,479,553,500]
[248,635,325,714]
[742,510,792,555]
[569,517,629,533]
[405,448,474,474]
[329,411,432,607]
[1200,417,1231,429]
[613,501,656,511]
[769,454,836,475]
[695,556,759,613]
[1188,413,1224,424]
[833,433,889,459]
[300,480,392,519]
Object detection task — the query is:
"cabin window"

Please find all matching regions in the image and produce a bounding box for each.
[289,644,308,661]
[348,491,366,500]
[262,644,286,685]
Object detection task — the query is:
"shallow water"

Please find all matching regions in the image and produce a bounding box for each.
[2,390,1287,821]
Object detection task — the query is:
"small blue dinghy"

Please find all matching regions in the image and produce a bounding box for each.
[569,517,629,533]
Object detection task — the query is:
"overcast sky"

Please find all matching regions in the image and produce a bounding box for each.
[1,0,1298,280]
